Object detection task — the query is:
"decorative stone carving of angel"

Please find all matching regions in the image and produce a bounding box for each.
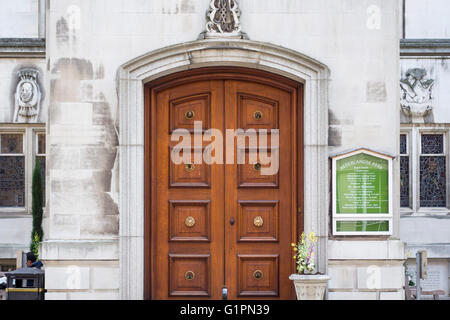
[13,69,41,123]
[400,68,434,119]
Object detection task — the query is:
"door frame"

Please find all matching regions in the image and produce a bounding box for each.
[117,39,329,300]
[144,67,303,299]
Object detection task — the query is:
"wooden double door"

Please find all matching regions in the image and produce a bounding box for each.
[145,68,303,300]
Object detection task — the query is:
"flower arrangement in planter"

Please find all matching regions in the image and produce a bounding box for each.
[292,231,317,274]
[289,232,330,300]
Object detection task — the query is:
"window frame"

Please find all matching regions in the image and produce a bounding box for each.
[400,126,450,215]
[400,130,412,210]
[416,129,448,211]
[332,149,394,236]
[33,128,46,208]
[0,124,45,216]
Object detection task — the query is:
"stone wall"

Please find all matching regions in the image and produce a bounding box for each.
[327,240,405,300]
[11,0,404,299]
[0,56,46,261]
[400,43,450,298]
[0,0,40,38]
[405,0,450,38]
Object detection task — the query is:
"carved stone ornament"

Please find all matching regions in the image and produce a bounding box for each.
[199,0,248,39]
[400,68,434,121]
[13,69,41,123]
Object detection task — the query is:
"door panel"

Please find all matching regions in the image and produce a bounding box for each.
[224,80,295,299]
[237,149,279,188]
[237,254,279,297]
[148,70,300,300]
[153,80,224,299]
[237,200,279,242]
[169,254,211,297]
[169,146,211,188]
[238,93,279,130]
[169,93,211,133]
[169,200,211,242]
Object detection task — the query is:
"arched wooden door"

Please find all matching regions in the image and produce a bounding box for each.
[144,67,303,300]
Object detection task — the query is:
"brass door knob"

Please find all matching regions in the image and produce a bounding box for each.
[185,216,196,228]
[185,271,195,281]
[253,110,263,120]
[253,216,264,227]
[253,270,263,280]
[185,110,195,120]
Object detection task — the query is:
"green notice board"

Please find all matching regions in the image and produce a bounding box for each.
[336,153,389,214]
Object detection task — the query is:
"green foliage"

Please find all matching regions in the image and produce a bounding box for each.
[291,232,317,274]
[30,157,44,257]
[30,233,40,259]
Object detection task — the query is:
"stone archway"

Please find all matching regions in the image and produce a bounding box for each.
[117,39,329,299]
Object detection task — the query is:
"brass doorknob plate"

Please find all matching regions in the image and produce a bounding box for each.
[253,111,263,120]
[253,216,264,227]
[253,270,263,280]
[185,271,195,281]
[185,110,195,120]
[185,216,196,228]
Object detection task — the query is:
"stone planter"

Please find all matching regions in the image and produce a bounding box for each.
[289,274,331,300]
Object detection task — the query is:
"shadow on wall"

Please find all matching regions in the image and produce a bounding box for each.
[50,58,119,236]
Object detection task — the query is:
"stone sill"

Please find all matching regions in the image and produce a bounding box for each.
[0,38,45,58]
[400,211,450,218]
[406,244,450,259]
[401,39,450,56]
[328,239,406,260]
[40,239,119,261]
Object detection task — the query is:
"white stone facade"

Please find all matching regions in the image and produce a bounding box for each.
[400,41,450,298]
[5,0,445,300]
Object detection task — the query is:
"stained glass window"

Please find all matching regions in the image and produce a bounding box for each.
[400,134,407,155]
[36,133,46,202]
[0,156,25,207]
[0,134,25,207]
[37,134,45,154]
[0,130,45,209]
[400,156,410,207]
[420,156,446,207]
[419,134,446,207]
[400,134,409,208]
[421,134,444,154]
[1,134,23,154]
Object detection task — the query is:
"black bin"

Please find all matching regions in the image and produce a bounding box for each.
[5,268,45,300]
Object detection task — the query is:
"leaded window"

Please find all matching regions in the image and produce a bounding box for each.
[36,132,46,201]
[421,134,444,154]
[420,134,446,207]
[0,134,25,207]
[400,134,409,207]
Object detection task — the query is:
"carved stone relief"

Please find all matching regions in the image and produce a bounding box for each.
[199,0,248,39]
[400,68,434,123]
[13,69,41,123]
